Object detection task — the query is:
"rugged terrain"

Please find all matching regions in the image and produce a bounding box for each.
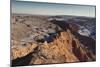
[11,14,96,66]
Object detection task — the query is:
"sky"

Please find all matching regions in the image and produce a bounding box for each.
[12,0,96,17]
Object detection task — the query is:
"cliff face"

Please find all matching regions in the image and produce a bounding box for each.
[12,29,95,66]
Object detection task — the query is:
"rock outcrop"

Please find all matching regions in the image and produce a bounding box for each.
[12,29,95,66]
[11,42,37,60]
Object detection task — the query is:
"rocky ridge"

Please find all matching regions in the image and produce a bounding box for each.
[11,15,96,66]
[12,29,95,66]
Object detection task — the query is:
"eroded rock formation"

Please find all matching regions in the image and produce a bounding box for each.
[11,29,95,66]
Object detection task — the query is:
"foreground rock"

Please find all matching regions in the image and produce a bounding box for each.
[12,29,95,66]
[11,42,37,60]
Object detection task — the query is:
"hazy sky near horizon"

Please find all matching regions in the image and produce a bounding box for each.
[12,0,95,17]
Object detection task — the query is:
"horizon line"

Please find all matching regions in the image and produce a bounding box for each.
[12,13,96,18]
